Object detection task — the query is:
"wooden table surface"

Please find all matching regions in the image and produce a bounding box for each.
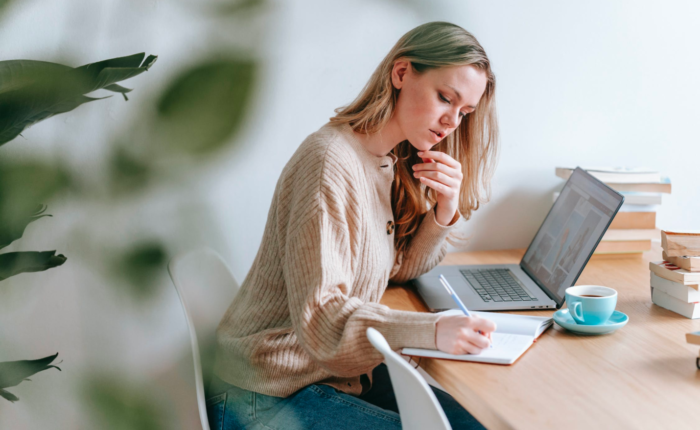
[380,243,700,430]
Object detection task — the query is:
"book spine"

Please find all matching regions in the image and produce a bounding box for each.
[651,288,700,319]
[650,273,700,302]
[609,212,656,229]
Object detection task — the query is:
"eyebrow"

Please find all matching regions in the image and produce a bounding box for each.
[446,84,476,109]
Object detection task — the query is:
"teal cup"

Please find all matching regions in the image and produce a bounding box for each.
[565,285,617,325]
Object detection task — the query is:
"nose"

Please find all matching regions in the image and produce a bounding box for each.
[441,109,460,129]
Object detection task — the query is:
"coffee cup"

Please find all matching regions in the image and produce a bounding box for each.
[565,285,617,325]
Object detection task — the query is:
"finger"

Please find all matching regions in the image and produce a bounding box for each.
[417,151,459,169]
[472,317,497,334]
[413,161,459,177]
[458,340,484,355]
[464,329,491,349]
[419,177,455,196]
[414,170,460,188]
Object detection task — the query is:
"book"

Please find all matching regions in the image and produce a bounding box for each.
[651,288,700,319]
[618,192,663,205]
[401,310,553,365]
[662,251,700,272]
[661,230,700,257]
[650,273,700,302]
[649,261,700,285]
[594,240,651,254]
[605,179,671,194]
[601,229,659,241]
[553,192,660,209]
[555,167,661,184]
[617,204,659,213]
[686,331,700,346]
[609,212,656,230]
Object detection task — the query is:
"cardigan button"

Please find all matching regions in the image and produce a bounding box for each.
[386,220,395,235]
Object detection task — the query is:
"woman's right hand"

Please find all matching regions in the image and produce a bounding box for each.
[435,314,497,355]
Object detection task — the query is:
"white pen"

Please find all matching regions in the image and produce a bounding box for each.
[439,274,493,348]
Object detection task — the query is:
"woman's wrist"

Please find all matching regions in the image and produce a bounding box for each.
[434,204,459,227]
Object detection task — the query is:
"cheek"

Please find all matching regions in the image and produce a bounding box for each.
[397,88,439,127]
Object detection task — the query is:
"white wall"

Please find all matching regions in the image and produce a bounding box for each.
[1,0,699,427]
[213,0,700,282]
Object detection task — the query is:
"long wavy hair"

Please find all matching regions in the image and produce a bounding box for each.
[329,21,499,259]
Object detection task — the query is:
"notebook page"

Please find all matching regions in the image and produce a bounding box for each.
[402,332,534,365]
[438,309,552,337]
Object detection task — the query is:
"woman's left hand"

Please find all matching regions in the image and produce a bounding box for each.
[413,150,463,226]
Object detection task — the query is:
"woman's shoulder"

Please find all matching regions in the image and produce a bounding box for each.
[283,121,363,181]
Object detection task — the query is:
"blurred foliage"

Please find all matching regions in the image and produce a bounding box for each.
[0,251,66,281]
[0,204,51,249]
[0,353,60,403]
[82,376,167,430]
[114,242,168,301]
[212,0,269,16]
[108,145,153,196]
[0,160,70,234]
[148,58,256,158]
[0,160,70,285]
[0,53,157,146]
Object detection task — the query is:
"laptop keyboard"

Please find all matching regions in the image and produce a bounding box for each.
[460,268,538,302]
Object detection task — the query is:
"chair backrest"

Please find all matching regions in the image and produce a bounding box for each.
[366,328,452,430]
[168,248,239,430]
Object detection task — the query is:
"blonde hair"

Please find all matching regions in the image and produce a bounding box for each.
[330,21,499,258]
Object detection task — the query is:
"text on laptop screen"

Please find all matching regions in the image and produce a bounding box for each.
[521,169,623,303]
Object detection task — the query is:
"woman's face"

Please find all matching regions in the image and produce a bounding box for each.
[391,61,488,152]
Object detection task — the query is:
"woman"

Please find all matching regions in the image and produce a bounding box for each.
[208,21,499,429]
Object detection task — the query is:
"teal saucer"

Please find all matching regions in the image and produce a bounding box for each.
[553,309,629,335]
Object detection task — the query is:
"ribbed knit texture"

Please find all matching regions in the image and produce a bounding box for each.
[213,121,459,397]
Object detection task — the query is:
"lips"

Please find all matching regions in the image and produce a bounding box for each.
[430,129,443,142]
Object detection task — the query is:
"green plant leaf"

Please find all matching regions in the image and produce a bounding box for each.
[115,242,167,300]
[0,204,51,250]
[0,53,158,146]
[0,160,70,235]
[82,376,167,430]
[0,353,61,403]
[153,58,256,156]
[0,250,67,281]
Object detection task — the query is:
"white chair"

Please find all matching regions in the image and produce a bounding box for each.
[168,248,239,430]
[366,328,452,430]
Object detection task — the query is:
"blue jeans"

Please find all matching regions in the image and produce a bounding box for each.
[205,364,485,429]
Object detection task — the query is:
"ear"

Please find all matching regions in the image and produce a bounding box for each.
[391,59,411,90]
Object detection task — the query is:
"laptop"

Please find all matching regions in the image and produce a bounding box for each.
[414,167,624,311]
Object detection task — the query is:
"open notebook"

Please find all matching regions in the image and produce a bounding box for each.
[402,310,553,365]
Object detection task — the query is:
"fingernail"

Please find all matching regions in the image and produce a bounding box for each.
[417,151,424,155]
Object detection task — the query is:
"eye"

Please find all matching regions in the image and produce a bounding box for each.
[439,93,467,118]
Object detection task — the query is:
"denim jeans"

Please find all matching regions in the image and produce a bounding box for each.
[205,364,485,429]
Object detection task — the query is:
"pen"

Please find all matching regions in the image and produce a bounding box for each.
[439,274,493,347]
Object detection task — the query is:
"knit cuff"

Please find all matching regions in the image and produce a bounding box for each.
[378,310,440,350]
[409,207,459,255]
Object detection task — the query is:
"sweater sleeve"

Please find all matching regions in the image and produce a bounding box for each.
[282,202,440,377]
[389,207,461,284]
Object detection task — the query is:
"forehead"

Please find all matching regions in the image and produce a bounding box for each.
[424,65,487,105]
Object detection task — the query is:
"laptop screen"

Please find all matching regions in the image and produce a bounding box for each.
[520,167,624,305]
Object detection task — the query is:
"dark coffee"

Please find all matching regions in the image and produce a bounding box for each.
[580,294,603,298]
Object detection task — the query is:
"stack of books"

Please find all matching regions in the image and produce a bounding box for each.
[650,231,700,319]
[555,167,670,255]
[686,331,700,369]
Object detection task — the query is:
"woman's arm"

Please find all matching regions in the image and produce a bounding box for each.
[389,206,459,284]
[283,209,440,377]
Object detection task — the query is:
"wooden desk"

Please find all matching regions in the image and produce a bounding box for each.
[380,244,700,430]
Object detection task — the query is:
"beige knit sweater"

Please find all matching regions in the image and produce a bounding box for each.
[213,121,459,397]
